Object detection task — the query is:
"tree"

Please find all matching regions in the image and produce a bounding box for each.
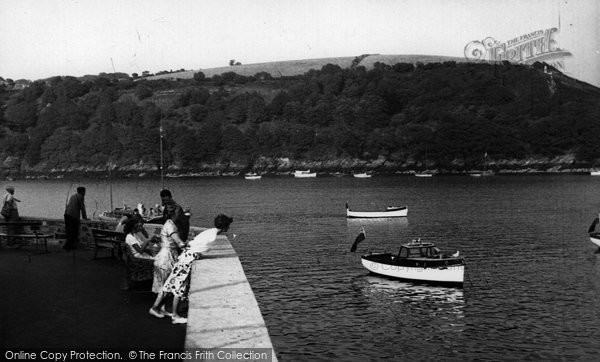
[193,72,206,82]
[221,125,251,161]
[4,96,38,130]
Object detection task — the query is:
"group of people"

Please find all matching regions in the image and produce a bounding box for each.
[4,184,233,324]
[117,189,234,324]
[122,203,163,219]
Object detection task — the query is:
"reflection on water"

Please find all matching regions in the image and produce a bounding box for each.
[358,275,465,332]
[360,275,464,303]
[346,217,409,229]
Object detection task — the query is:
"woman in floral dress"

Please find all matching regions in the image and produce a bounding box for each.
[148,205,185,319]
[154,214,233,324]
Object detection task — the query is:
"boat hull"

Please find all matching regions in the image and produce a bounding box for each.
[353,173,372,178]
[590,233,600,247]
[245,175,262,180]
[361,254,464,285]
[415,173,433,178]
[347,207,407,218]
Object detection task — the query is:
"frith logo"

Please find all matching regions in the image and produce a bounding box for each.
[464,28,571,70]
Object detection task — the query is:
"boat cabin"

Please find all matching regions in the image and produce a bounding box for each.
[397,241,440,259]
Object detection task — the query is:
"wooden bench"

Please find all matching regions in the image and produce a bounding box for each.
[0,221,52,253]
[90,228,125,260]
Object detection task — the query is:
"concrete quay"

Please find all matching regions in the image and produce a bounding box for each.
[185,235,278,361]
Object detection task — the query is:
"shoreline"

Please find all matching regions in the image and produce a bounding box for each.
[3,168,600,180]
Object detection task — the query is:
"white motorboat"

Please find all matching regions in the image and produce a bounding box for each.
[360,239,465,286]
[346,203,407,218]
[591,171,600,176]
[414,172,434,177]
[294,170,317,178]
[353,173,372,178]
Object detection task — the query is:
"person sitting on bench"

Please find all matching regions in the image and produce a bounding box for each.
[123,219,155,260]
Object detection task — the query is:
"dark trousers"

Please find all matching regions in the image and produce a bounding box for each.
[63,215,80,250]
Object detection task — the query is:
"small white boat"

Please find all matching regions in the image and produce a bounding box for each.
[97,207,160,223]
[591,171,600,176]
[415,172,434,178]
[353,173,372,178]
[360,239,465,286]
[294,170,317,178]
[244,173,262,180]
[346,203,407,218]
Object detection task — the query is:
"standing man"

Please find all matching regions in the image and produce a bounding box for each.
[160,189,189,242]
[63,186,88,250]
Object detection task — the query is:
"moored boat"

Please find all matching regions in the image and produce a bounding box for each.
[470,170,495,177]
[360,239,465,286]
[353,173,372,178]
[294,170,317,178]
[346,203,407,218]
[415,172,434,177]
[97,202,172,224]
[591,171,600,176]
[590,233,600,248]
[244,173,262,180]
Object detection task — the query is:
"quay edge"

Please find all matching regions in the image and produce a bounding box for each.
[185,235,278,361]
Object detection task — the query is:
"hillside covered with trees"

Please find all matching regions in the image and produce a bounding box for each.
[1,60,599,178]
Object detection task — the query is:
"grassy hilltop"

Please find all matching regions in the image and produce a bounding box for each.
[1,55,599,179]
[148,54,467,80]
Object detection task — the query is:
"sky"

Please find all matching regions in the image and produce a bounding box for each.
[0,0,598,86]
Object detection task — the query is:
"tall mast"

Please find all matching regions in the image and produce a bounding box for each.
[160,120,164,190]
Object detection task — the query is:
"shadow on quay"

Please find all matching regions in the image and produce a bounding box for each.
[0,243,186,349]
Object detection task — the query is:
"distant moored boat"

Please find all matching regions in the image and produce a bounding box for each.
[244,173,262,180]
[294,170,317,178]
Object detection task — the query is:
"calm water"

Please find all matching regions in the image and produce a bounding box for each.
[10,175,600,360]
